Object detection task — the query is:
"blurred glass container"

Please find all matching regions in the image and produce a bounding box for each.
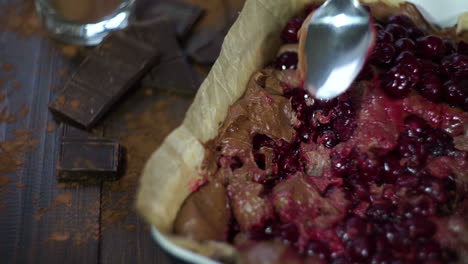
[35,0,135,46]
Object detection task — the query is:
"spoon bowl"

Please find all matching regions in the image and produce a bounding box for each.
[304,0,375,100]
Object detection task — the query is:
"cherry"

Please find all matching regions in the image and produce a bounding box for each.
[330,152,349,176]
[374,23,384,33]
[252,134,275,150]
[397,134,427,167]
[371,43,396,65]
[417,73,443,102]
[333,117,356,141]
[318,129,339,149]
[277,143,302,175]
[394,53,421,83]
[407,27,426,40]
[296,125,312,143]
[444,39,456,55]
[458,40,468,56]
[331,256,351,264]
[425,129,454,157]
[387,15,414,27]
[380,67,415,98]
[395,38,416,54]
[418,59,441,75]
[443,78,466,106]
[403,114,429,138]
[367,200,395,221]
[254,153,266,170]
[377,30,394,43]
[405,215,437,238]
[410,195,435,216]
[384,223,411,252]
[333,100,355,118]
[357,63,374,81]
[289,88,310,120]
[352,181,371,201]
[395,51,416,63]
[416,35,446,59]
[382,154,404,184]
[346,236,374,261]
[281,18,303,43]
[371,251,394,264]
[230,156,243,170]
[275,52,298,70]
[441,53,468,78]
[385,24,408,40]
[315,98,338,111]
[441,248,459,263]
[396,173,421,190]
[418,241,441,260]
[356,152,382,182]
[339,216,368,241]
[306,240,331,260]
[420,177,449,203]
[274,222,299,243]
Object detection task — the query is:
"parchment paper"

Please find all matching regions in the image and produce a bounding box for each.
[136,0,468,262]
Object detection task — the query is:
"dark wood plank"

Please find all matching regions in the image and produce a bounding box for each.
[0,1,100,263]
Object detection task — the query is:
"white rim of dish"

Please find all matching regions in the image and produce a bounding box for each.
[150,226,221,264]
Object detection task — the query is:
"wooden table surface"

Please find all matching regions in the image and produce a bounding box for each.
[0,0,245,263]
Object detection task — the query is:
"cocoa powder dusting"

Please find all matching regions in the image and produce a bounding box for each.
[35,192,73,220]
[0,129,37,175]
[0,1,44,37]
[0,130,37,208]
[11,81,21,89]
[125,224,137,232]
[0,175,10,187]
[58,44,82,58]
[48,231,70,242]
[46,123,57,132]
[2,63,14,72]
[19,106,29,118]
[101,98,186,227]
[55,192,73,208]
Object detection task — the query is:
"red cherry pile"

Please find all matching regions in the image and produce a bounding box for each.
[225,6,467,264]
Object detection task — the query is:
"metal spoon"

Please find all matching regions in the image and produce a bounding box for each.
[304,0,375,100]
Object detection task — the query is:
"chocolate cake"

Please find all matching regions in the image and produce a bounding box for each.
[173,2,468,263]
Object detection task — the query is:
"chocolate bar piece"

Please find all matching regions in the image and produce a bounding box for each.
[186,15,238,64]
[186,29,224,64]
[56,124,122,182]
[141,56,201,96]
[137,0,204,39]
[49,25,160,128]
[124,19,201,95]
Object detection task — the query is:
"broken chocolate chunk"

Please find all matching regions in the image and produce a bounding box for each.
[126,19,201,95]
[137,0,204,39]
[56,124,123,182]
[186,29,224,65]
[141,56,201,96]
[186,15,238,64]
[49,24,161,128]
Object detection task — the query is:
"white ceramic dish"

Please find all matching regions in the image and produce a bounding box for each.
[149,1,468,263]
[151,227,220,264]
